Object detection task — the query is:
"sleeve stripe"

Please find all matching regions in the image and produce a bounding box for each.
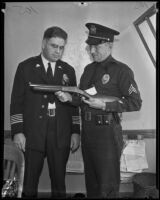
[10,114,23,125]
[11,116,23,121]
[11,114,23,118]
[11,120,23,125]
[11,118,23,123]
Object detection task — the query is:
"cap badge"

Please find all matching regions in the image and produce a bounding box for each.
[102,74,110,84]
[90,25,96,34]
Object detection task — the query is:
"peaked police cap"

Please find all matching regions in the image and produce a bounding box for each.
[85,23,120,45]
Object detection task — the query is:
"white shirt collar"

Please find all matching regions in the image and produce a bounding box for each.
[41,54,56,74]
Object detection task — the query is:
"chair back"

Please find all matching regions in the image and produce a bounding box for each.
[4,143,23,179]
[3,143,24,197]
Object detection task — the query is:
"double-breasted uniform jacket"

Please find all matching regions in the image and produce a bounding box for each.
[10,55,80,152]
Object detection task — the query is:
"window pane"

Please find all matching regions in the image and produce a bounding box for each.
[150,13,156,31]
[139,20,156,61]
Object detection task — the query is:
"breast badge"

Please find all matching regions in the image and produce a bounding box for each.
[102,74,110,84]
[62,74,69,85]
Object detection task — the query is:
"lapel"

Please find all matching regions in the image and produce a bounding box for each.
[33,55,48,83]
[33,57,65,85]
[53,60,64,85]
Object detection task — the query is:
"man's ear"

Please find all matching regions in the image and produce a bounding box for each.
[105,42,113,51]
[108,42,113,49]
[42,39,46,50]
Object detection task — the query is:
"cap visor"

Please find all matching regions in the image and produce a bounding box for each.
[85,37,102,45]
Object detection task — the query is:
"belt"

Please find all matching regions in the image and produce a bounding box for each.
[84,111,114,125]
[47,108,56,117]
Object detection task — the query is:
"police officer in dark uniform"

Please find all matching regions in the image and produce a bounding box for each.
[10,26,80,198]
[56,23,142,198]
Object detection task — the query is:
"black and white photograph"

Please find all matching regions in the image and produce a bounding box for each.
[2,1,158,198]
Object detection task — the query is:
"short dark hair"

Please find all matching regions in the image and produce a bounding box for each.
[43,26,68,40]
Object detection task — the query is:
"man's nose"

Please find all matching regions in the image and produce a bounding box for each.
[90,46,96,53]
[56,47,61,53]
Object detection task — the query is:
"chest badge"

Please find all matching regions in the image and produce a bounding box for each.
[62,74,69,85]
[102,74,110,84]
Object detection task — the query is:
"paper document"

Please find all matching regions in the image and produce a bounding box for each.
[85,87,97,95]
[123,140,145,156]
[121,140,148,173]
[124,154,148,172]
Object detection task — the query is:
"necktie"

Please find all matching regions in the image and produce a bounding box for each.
[47,62,55,103]
[47,62,53,83]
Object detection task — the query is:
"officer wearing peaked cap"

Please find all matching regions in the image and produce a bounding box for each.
[56,22,142,198]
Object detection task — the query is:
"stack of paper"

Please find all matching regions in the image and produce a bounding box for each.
[120,140,148,182]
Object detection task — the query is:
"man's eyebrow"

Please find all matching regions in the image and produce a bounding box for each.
[51,43,65,48]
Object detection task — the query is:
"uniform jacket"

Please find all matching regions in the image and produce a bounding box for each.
[10,55,80,151]
[78,55,142,113]
[77,55,142,157]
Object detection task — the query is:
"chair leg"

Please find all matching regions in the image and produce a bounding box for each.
[10,162,16,179]
[5,160,11,179]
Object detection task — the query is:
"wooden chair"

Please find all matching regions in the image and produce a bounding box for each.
[3,142,25,197]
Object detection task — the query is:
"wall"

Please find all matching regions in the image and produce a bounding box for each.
[4,1,157,194]
[4,1,156,130]
[113,25,156,130]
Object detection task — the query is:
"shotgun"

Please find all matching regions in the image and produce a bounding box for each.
[29,83,119,102]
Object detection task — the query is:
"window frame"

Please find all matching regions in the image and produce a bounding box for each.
[133,4,157,68]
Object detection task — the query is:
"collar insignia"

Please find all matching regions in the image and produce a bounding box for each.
[35,64,41,68]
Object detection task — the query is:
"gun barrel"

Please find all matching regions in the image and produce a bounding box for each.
[30,84,62,92]
[29,83,119,102]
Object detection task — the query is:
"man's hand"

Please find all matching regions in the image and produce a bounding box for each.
[13,133,26,152]
[82,97,106,110]
[55,91,72,102]
[70,133,80,153]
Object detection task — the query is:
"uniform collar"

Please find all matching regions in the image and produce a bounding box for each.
[41,54,56,72]
[95,55,118,69]
[99,55,113,66]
